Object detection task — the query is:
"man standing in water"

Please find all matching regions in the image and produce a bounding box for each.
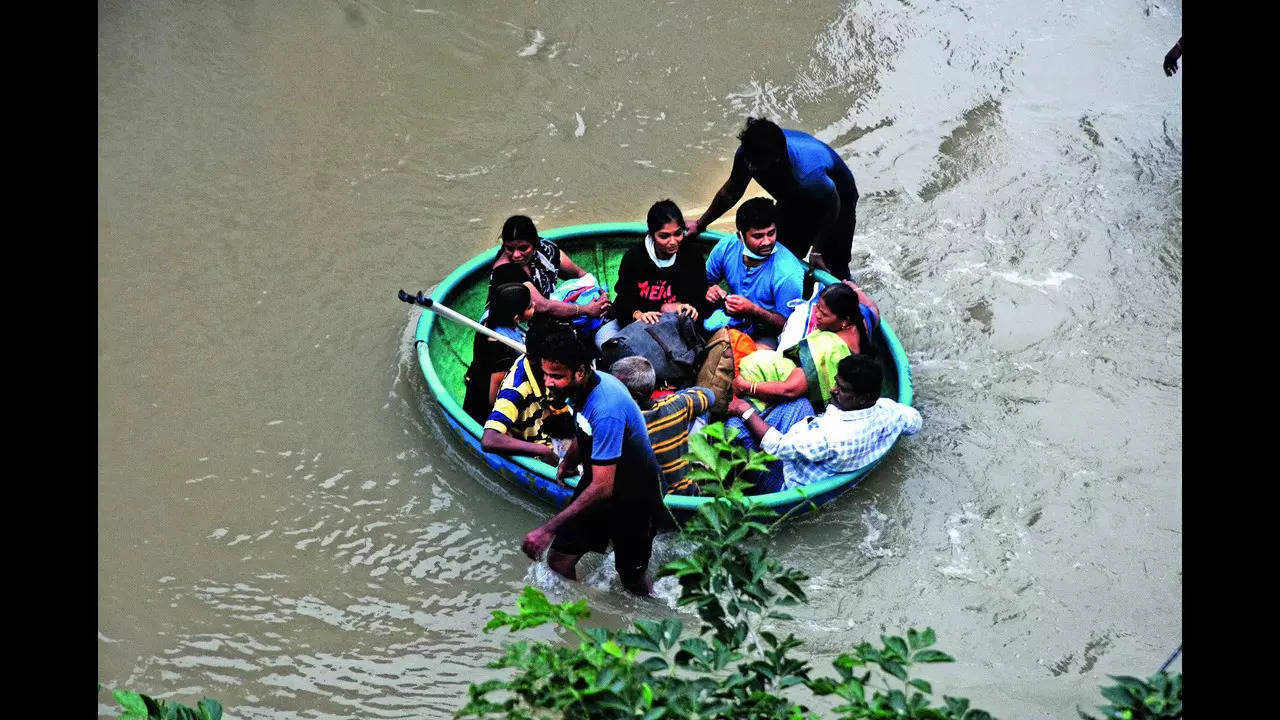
[521,330,666,596]
[687,117,860,280]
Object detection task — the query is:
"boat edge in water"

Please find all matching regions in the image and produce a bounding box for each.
[412,222,915,522]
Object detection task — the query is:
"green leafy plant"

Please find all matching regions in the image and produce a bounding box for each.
[1078,671,1182,720]
[458,422,998,719]
[102,686,223,720]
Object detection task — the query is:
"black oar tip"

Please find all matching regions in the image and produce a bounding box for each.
[397,289,411,303]
[416,292,433,308]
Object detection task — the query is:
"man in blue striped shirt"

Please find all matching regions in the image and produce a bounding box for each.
[726,353,921,493]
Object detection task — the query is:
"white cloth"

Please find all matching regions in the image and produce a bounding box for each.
[644,234,677,268]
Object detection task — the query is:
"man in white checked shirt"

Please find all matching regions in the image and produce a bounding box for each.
[726,353,921,493]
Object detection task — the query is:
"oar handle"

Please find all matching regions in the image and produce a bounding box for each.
[398,289,528,355]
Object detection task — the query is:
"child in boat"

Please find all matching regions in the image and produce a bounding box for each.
[463,283,535,425]
[478,319,572,467]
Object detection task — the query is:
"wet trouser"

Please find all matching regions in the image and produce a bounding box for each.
[776,188,858,281]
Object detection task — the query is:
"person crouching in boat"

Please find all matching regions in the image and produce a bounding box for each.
[702,197,806,348]
[462,282,535,425]
[479,320,571,468]
[726,354,921,493]
[487,214,611,325]
[724,282,878,492]
[522,330,665,596]
[608,355,715,502]
[593,199,711,348]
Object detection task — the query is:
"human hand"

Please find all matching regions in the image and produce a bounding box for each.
[522,526,555,560]
[536,446,560,467]
[585,295,611,318]
[1163,40,1181,76]
[705,285,727,304]
[723,294,755,317]
[686,218,702,236]
[730,375,753,396]
[635,310,662,324]
[556,459,577,484]
[727,396,752,417]
[677,303,699,321]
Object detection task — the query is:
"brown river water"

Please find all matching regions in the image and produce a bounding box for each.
[98,1,1181,717]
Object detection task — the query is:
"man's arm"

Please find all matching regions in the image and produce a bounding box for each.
[522,463,615,559]
[482,428,559,466]
[727,396,775,445]
[1163,37,1182,76]
[723,294,788,334]
[688,154,751,235]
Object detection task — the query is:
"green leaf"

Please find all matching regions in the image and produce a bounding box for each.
[944,695,971,718]
[909,678,933,695]
[808,678,838,696]
[911,649,955,663]
[882,635,910,661]
[687,434,721,469]
[701,422,726,441]
[879,660,908,681]
[113,690,147,720]
[962,710,995,720]
[618,632,661,653]
[659,618,683,649]
[641,683,654,708]
[642,707,668,720]
[197,699,223,720]
[907,627,936,651]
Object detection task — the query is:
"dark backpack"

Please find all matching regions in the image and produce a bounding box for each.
[599,312,703,388]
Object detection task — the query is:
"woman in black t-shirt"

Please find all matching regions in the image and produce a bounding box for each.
[486,215,611,324]
[463,283,535,425]
[595,200,711,347]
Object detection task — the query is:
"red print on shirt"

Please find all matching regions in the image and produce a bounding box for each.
[636,280,676,303]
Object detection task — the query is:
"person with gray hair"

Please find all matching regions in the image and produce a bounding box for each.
[609,356,715,498]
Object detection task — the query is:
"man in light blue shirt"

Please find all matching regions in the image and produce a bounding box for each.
[726,353,921,493]
[704,197,805,348]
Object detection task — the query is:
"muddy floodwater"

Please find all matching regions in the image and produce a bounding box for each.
[99,1,1181,717]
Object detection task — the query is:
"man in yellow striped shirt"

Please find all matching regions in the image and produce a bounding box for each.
[608,356,714,497]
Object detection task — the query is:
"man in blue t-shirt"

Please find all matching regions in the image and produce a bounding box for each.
[688,117,860,280]
[704,197,805,347]
[520,330,666,596]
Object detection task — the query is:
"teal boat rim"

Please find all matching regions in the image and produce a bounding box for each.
[413,221,914,511]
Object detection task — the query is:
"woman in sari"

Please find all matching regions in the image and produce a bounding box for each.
[724,282,878,492]
[732,282,876,414]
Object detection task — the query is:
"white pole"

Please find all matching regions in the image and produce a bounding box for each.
[417,295,527,354]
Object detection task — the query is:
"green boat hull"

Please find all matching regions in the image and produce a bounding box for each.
[412,222,914,521]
